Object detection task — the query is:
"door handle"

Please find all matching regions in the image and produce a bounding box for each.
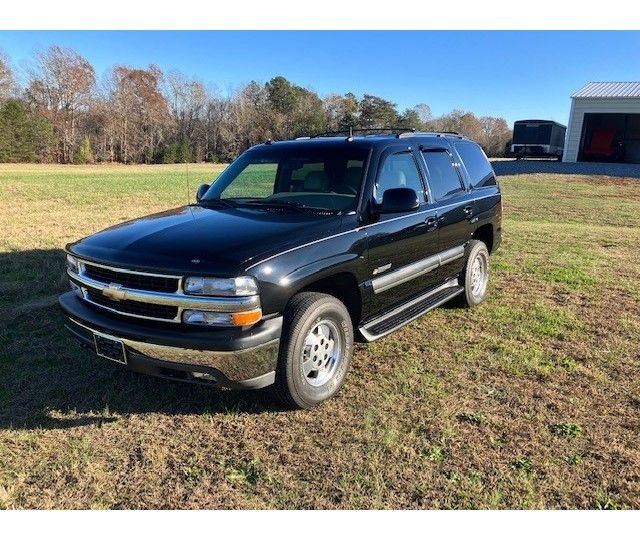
[424,217,438,230]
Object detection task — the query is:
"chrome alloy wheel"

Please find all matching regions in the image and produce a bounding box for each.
[301,319,343,387]
[470,251,489,298]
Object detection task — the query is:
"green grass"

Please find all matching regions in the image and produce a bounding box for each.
[1,163,640,509]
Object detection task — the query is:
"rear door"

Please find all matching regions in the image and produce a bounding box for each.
[419,144,476,281]
[365,146,441,316]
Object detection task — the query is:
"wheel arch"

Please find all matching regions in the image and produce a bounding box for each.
[471,223,495,253]
[297,272,362,328]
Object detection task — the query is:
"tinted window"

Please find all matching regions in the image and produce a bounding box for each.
[206,146,369,212]
[455,142,497,189]
[375,152,425,205]
[513,122,552,144]
[422,150,463,201]
[220,163,278,198]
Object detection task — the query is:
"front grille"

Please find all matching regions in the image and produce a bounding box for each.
[85,289,179,321]
[84,264,179,293]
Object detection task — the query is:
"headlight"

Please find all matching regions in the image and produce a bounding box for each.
[182,308,262,327]
[66,254,82,274]
[183,276,258,296]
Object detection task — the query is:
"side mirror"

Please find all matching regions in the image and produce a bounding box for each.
[377,188,420,214]
[196,183,210,202]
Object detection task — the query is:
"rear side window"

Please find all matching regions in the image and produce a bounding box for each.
[455,142,497,188]
[375,152,425,205]
[422,149,464,201]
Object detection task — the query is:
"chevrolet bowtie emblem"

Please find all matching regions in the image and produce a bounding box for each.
[103,283,127,301]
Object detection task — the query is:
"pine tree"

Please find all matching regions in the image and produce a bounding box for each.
[73,135,93,164]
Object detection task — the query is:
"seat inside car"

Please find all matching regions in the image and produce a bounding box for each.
[304,170,330,192]
[341,166,363,194]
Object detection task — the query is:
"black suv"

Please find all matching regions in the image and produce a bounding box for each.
[60,131,502,408]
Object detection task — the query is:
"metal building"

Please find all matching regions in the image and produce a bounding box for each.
[564,82,640,164]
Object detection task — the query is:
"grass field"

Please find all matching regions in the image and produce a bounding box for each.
[1,162,639,509]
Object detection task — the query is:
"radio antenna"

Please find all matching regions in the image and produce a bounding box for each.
[186,159,195,218]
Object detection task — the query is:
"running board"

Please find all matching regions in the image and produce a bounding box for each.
[359,278,463,342]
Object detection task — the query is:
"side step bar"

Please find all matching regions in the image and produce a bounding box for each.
[359,278,464,342]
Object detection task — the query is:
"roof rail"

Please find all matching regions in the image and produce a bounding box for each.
[397,131,465,139]
[311,127,417,138]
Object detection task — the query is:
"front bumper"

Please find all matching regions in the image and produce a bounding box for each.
[59,291,282,389]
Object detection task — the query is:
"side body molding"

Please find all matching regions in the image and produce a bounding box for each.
[371,244,466,294]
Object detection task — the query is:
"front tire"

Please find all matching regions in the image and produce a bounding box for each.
[274,292,354,409]
[460,240,490,307]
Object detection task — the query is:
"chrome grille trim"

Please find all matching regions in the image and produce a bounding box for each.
[69,269,260,311]
[67,259,261,324]
[80,259,183,279]
[82,291,182,323]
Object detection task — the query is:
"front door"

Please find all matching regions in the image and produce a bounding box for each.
[365,147,442,317]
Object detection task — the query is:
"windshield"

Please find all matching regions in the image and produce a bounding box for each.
[202,145,369,212]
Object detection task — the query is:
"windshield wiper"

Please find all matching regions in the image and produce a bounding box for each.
[196,198,237,209]
[231,199,309,213]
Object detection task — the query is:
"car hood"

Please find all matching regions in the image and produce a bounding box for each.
[68,205,346,275]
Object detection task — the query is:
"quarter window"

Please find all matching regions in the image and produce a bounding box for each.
[454,142,497,189]
[422,149,464,201]
[374,152,425,205]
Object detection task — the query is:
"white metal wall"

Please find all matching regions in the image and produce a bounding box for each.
[563,97,640,162]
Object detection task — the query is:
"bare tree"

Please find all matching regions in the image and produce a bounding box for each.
[479,116,512,157]
[26,46,96,162]
[108,65,169,163]
[2,44,514,163]
[165,71,209,160]
[412,103,433,124]
[0,51,17,101]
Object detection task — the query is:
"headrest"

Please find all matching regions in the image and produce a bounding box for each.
[344,166,363,189]
[304,170,329,191]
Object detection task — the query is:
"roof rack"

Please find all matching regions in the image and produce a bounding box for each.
[311,127,417,139]
[397,131,465,139]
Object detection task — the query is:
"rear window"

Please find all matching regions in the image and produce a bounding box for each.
[513,122,552,144]
[454,142,497,189]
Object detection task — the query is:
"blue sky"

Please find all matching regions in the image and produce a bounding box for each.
[1,31,639,126]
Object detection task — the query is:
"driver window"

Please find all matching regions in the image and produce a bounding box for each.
[374,152,425,205]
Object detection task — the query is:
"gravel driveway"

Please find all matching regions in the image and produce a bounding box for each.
[491,159,640,179]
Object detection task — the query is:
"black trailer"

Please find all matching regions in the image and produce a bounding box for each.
[511,120,567,161]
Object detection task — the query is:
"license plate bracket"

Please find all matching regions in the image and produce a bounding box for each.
[93,332,127,365]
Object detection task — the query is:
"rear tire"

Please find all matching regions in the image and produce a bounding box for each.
[273,292,353,409]
[460,240,490,307]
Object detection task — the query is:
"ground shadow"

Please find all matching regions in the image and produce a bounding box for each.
[491,159,640,179]
[0,248,287,431]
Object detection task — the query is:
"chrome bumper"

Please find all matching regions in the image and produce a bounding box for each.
[65,317,279,388]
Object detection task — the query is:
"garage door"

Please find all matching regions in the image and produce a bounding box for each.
[579,113,640,164]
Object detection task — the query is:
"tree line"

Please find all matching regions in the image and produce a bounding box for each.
[0,46,513,164]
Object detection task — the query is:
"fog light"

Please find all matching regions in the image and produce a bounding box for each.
[182,308,262,327]
[183,310,234,326]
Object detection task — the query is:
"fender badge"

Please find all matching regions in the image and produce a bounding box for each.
[373,263,392,275]
[191,258,201,264]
